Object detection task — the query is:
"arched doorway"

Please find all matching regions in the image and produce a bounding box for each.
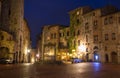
[94,52,99,62]
[93,46,98,50]
[93,46,99,62]
[111,52,118,63]
[0,47,9,58]
[105,54,109,63]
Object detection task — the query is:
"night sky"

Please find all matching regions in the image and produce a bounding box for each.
[24,0,120,47]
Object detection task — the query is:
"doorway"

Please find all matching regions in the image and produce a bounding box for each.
[111,52,118,63]
[94,52,99,62]
[105,54,109,63]
[0,47,9,58]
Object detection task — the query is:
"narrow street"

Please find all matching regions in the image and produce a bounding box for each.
[0,63,120,78]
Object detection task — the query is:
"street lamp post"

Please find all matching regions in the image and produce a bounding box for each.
[27,49,30,63]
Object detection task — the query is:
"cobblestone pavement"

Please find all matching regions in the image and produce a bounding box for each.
[0,63,120,78]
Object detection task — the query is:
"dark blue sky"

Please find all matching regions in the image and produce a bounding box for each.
[24,0,120,47]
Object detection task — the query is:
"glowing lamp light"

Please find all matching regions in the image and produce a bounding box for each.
[72,49,75,52]
[36,54,39,58]
[78,45,86,52]
[27,49,30,53]
[69,54,72,57]
[48,52,54,56]
[67,53,69,56]
[31,58,35,63]
[62,56,65,59]
[95,55,99,60]
[24,63,31,66]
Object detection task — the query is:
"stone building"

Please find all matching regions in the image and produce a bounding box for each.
[36,35,42,61]
[0,0,31,63]
[59,27,70,61]
[22,19,31,63]
[101,6,120,63]
[0,29,15,60]
[38,5,120,64]
[30,48,37,63]
[67,5,120,63]
[69,6,93,61]
[38,25,68,62]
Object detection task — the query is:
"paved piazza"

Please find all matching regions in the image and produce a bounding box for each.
[0,63,120,78]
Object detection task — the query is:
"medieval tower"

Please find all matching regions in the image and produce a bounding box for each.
[0,0,25,63]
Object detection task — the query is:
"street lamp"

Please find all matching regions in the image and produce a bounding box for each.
[27,49,30,53]
[27,49,31,63]
[72,49,76,58]
[36,53,40,62]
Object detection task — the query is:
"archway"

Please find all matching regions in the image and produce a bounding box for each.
[111,52,118,63]
[94,52,99,62]
[0,47,9,58]
[105,54,109,63]
[93,46,99,62]
[93,46,98,50]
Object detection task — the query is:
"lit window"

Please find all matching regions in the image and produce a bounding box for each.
[77,11,79,15]
[47,37,50,40]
